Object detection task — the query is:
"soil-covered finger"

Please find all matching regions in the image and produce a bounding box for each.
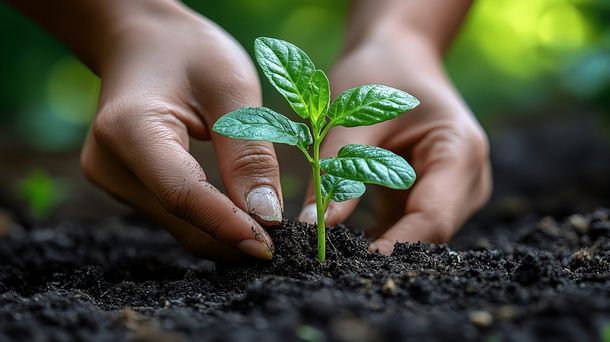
[90,111,274,259]
[81,137,246,261]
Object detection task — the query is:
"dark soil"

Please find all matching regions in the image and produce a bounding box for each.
[1,112,609,342]
[0,208,609,342]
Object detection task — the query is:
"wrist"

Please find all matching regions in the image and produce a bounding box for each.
[8,0,196,75]
[344,0,471,55]
[92,0,197,74]
[334,33,472,124]
[346,30,442,64]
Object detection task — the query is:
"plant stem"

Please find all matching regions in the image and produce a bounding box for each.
[312,137,326,263]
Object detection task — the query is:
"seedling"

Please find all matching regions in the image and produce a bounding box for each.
[213,37,419,262]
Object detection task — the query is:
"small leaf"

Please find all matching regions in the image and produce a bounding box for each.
[321,174,365,202]
[255,37,316,119]
[328,85,419,127]
[320,144,415,190]
[304,69,330,125]
[212,107,312,148]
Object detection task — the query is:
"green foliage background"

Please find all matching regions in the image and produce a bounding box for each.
[0,0,608,151]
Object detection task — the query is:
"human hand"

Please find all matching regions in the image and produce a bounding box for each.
[80,4,282,260]
[299,34,491,254]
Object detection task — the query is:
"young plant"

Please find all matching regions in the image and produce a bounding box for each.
[213,37,419,263]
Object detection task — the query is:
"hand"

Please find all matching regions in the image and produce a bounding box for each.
[80,5,282,260]
[299,35,491,254]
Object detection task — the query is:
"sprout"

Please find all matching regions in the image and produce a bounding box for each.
[213,38,418,262]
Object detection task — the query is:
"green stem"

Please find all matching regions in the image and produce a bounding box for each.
[319,121,333,141]
[312,136,326,263]
[298,145,314,164]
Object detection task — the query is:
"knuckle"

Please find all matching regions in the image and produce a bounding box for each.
[226,71,260,93]
[92,102,131,145]
[158,184,194,221]
[214,55,260,90]
[420,121,490,169]
[416,121,463,158]
[93,100,186,146]
[158,183,225,240]
[464,125,490,167]
[207,73,261,115]
[229,144,279,177]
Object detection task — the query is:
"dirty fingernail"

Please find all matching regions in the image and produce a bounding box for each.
[247,186,282,225]
[237,239,273,260]
[368,239,394,255]
[298,203,317,224]
[298,203,328,225]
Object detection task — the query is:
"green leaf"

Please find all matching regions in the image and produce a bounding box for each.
[321,174,365,202]
[255,37,316,119]
[320,144,415,190]
[212,107,312,148]
[304,69,330,125]
[328,84,419,127]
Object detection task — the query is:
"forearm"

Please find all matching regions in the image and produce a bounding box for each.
[345,0,472,55]
[5,0,190,74]
[337,1,474,124]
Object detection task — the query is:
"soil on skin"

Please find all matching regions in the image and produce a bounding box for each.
[0,208,609,341]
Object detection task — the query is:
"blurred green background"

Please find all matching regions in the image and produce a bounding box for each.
[0,0,609,221]
[1,0,609,151]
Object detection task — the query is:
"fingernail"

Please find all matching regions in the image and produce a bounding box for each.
[247,186,282,225]
[237,239,273,260]
[298,203,327,225]
[368,243,381,254]
[368,240,394,255]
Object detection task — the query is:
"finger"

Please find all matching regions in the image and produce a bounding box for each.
[298,124,387,226]
[213,137,283,227]
[81,135,241,261]
[93,102,273,260]
[370,133,491,255]
[191,72,284,227]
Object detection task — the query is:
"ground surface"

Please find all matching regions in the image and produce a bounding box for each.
[1,115,609,341]
[0,208,609,342]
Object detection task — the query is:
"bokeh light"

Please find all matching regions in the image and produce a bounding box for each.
[45,56,100,125]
